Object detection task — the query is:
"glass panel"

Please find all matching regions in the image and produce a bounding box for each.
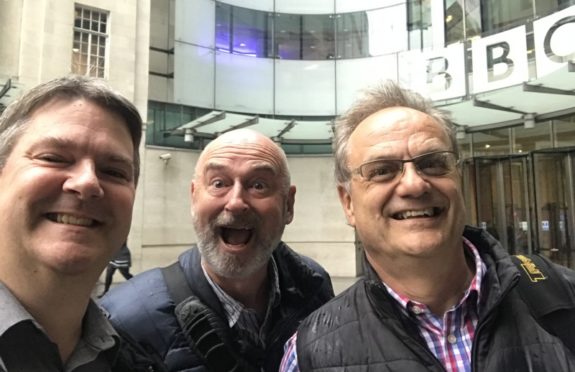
[461,158,478,226]
[481,0,533,33]
[301,14,335,60]
[215,53,274,114]
[445,0,464,44]
[275,59,336,115]
[275,13,302,59]
[215,3,232,52]
[407,0,432,50]
[173,43,215,108]
[475,158,500,238]
[335,54,398,114]
[554,115,575,147]
[533,151,575,267]
[507,157,532,255]
[513,121,552,153]
[465,0,481,39]
[336,12,368,59]
[471,128,510,156]
[231,6,269,57]
[366,5,408,56]
[473,156,532,255]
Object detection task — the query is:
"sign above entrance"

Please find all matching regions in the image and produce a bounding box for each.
[401,5,575,101]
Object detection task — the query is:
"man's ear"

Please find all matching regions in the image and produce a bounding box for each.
[190,180,196,216]
[337,184,355,227]
[284,185,296,224]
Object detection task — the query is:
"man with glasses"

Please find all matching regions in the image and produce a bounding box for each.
[280,81,575,371]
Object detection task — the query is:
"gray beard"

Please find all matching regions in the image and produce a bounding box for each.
[192,211,279,279]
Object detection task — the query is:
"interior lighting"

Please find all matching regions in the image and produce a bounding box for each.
[184,128,194,143]
[524,113,535,128]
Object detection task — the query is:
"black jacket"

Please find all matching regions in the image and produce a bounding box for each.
[296,226,575,371]
[101,243,334,372]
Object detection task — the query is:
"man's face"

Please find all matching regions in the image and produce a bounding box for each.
[191,136,295,279]
[338,107,465,265]
[0,98,136,278]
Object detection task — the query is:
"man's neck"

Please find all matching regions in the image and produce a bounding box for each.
[203,262,269,314]
[368,247,474,317]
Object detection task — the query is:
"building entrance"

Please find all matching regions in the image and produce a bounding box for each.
[462,147,575,268]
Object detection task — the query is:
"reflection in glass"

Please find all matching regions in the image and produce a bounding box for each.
[216,4,270,57]
[481,0,533,33]
[275,13,334,60]
[407,0,432,50]
[553,116,575,147]
[445,0,481,44]
[513,122,552,153]
[471,128,510,156]
[336,12,368,59]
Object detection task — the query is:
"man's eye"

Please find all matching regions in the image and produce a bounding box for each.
[211,179,225,188]
[38,154,66,163]
[251,181,267,191]
[366,162,399,179]
[417,155,448,174]
[103,168,130,181]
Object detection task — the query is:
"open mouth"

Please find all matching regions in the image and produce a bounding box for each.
[392,207,443,220]
[221,227,254,245]
[46,213,98,227]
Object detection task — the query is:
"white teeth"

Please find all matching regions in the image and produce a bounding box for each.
[56,214,93,226]
[398,208,434,220]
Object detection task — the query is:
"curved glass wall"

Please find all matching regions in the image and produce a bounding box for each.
[214,2,407,60]
[213,0,574,60]
[154,0,575,155]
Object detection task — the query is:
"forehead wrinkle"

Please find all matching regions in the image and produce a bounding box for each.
[196,142,284,177]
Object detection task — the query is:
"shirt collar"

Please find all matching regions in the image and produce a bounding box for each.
[202,257,281,328]
[0,281,120,368]
[0,282,39,336]
[383,239,486,312]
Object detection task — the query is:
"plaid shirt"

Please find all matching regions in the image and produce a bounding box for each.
[280,238,486,372]
[202,258,281,348]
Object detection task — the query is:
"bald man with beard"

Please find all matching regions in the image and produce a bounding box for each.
[100,129,334,372]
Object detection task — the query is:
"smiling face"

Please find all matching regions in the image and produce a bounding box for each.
[0,98,136,279]
[338,107,465,266]
[191,130,295,279]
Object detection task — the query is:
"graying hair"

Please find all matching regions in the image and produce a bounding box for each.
[333,80,457,188]
[0,75,142,183]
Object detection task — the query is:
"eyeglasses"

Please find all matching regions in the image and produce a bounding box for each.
[352,151,459,183]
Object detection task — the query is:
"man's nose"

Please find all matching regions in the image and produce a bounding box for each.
[395,162,430,197]
[224,182,249,213]
[63,161,104,199]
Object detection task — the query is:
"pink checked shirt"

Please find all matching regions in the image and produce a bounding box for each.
[280,237,486,372]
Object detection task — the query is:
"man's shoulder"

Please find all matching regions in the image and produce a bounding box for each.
[98,266,179,350]
[301,279,366,325]
[275,242,328,275]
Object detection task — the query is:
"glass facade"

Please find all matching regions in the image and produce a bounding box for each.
[214,3,406,60]
[153,1,574,157]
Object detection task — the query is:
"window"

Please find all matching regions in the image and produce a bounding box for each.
[72,5,108,77]
[215,3,271,58]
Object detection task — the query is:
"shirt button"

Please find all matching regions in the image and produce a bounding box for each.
[412,305,423,314]
[447,334,457,344]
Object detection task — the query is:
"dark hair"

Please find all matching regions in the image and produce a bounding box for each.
[0,75,142,183]
[333,80,457,188]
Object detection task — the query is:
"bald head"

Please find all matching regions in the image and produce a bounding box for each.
[195,129,291,193]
